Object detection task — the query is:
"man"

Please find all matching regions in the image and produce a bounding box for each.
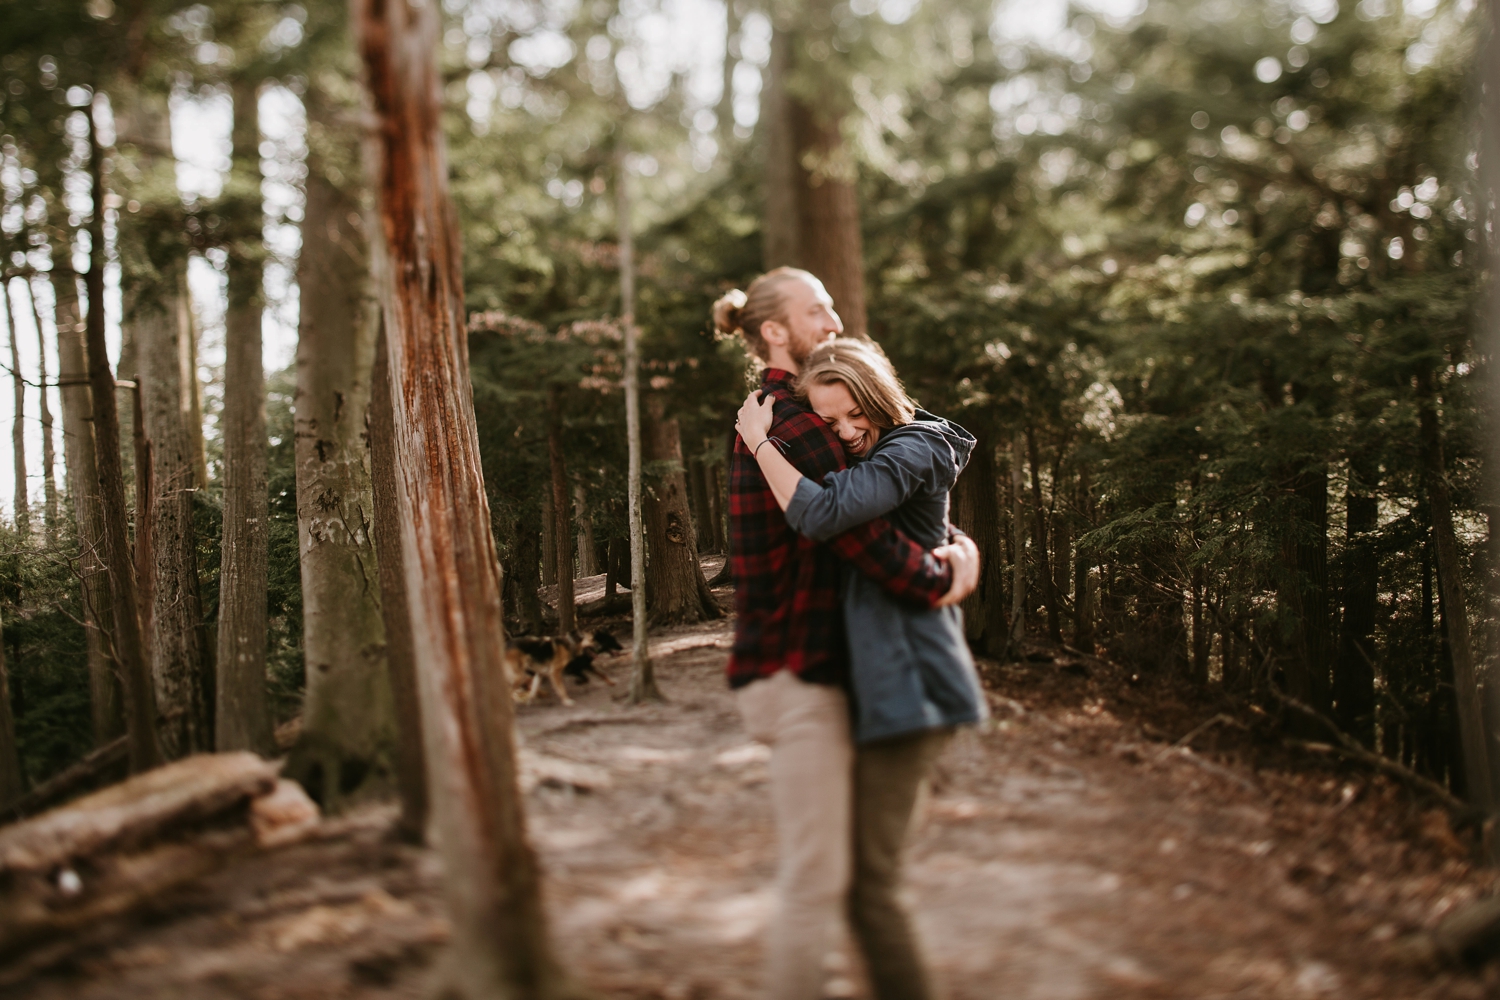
[711,266,979,1000]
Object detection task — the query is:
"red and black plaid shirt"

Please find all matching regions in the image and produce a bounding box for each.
[727,368,955,689]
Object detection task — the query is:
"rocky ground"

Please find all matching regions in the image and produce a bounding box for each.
[6,564,1499,999]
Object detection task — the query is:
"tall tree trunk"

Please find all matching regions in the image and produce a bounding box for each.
[1277,465,1331,714]
[760,8,868,338]
[1416,371,1494,809]
[1074,466,1093,649]
[1007,431,1027,657]
[26,280,57,540]
[286,91,397,800]
[688,454,713,554]
[0,610,21,810]
[574,483,596,577]
[1025,427,1062,642]
[370,320,428,844]
[509,520,545,634]
[718,0,740,149]
[356,1,571,993]
[216,73,273,757]
[540,488,556,587]
[618,143,657,705]
[548,385,575,634]
[85,100,160,773]
[951,434,1007,656]
[138,275,210,760]
[51,258,119,744]
[130,383,153,670]
[4,282,28,534]
[643,395,720,625]
[1334,466,1378,746]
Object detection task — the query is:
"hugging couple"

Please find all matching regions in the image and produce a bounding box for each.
[715,266,988,1000]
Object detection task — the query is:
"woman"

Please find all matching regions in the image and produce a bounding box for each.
[735,337,987,1000]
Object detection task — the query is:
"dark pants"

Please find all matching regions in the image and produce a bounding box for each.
[848,728,953,1000]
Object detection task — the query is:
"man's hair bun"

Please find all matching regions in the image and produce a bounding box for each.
[711,288,748,334]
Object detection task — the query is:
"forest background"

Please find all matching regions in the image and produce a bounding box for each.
[0,0,1492,826]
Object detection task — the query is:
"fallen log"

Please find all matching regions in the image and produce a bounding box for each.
[0,735,129,823]
[0,752,318,965]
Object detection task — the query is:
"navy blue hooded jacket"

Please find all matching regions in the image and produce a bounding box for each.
[785,410,989,744]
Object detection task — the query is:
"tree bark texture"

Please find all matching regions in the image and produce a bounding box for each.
[370,319,428,844]
[290,124,393,795]
[548,386,576,633]
[574,483,596,577]
[216,74,273,757]
[643,395,720,626]
[0,610,23,811]
[51,262,119,745]
[760,11,868,339]
[356,0,569,993]
[130,383,153,671]
[26,280,57,539]
[1416,374,1494,809]
[137,280,210,761]
[540,488,556,587]
[85,102,160,773]
[4,283,28,533]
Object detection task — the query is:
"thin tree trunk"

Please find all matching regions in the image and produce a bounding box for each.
[1416,371,1494,809]
[574,483,596,577]
[130,383,153,671]
[27,280,57,539]
[370,319,428,844]
[85,100,160,773]
[510,520,545,634]
[216,73,273,757]
[951,434,1006,655]
[1335,468,1378,747]
[1008,431,1027,657]
[718,0,740,149]
[51,258,119,744]
[4,282,28,534]
[1025,427,1062,642]
[356,0,571,993]
[540,488,556,587]
[548,385,575,634]
[139,275,210,760]
[0,609,22,810]
[618,143,658,705]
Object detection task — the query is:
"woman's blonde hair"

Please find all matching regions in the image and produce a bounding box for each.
[795,338,916,429]
[711,266,817,361]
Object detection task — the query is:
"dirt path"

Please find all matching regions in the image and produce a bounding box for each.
[8,597,1498,999]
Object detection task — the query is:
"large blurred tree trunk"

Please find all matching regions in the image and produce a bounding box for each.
[356,0,571,993]
[1416,370,1493,809]
[4,283,28,534]
[643,395,720,626]
[547,385,575,633]
[27,280,58,540]
[288,82,395,800]
[370,321,428,844]
[760,9,868,338]
[85,101,159,773]
[51,257,119,745]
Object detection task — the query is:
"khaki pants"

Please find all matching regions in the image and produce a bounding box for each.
[849,728,953,1000]
[737,669,853,1000]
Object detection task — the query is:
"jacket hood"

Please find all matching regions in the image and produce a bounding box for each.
[882,409,976,478]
